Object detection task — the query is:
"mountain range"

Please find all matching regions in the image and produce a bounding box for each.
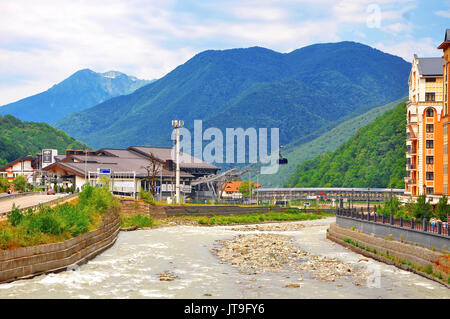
[54,41,411,152]
[0,69,152,124]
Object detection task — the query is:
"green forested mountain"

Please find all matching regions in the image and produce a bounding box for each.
[285,102,406,189]
[255,97,407,187]
[0,115,88,166]
[55,41,410,149]
[0,69,151,124]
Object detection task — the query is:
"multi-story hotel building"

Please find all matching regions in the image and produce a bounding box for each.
[405,55,444,196]
[405,29,450,199]
[438,29,450,195]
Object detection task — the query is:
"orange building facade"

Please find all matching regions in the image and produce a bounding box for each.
[438,29,450,196]
[406,29,450,199]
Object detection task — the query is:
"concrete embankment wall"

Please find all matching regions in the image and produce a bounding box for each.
[336,214,449,252]
[327,222,449,287]
[0,209,120,284]
[120,199,284,218]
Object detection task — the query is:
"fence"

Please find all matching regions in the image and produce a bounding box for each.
[336,208,449,236]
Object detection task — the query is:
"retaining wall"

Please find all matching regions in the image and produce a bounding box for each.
[120,199,286,218]
[0,209,120,284]
[327,222,449,286]
[336,214,449,252]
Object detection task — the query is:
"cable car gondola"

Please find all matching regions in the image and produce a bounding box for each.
[277,146,288,165]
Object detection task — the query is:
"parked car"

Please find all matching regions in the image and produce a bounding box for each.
[47,189,56,195]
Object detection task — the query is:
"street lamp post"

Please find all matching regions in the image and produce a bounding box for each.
[172,120,184,205]
[423,184,426,219]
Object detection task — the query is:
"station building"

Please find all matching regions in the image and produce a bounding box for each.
[42,146,220,198]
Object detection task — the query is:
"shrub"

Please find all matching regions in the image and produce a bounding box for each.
[0,228,12,249]
[13,175,27,192]
[121,214,154,229]
[7,204,24,226]
[139,190,155,205]
[424,264,433,275]
[0,183,115,249]
[0,176,9,193]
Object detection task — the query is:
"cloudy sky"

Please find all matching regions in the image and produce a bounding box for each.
[0,0,449,105]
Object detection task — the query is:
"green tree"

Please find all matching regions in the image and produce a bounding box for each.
[238,180,256,198]
[13,175,27,192]
[413,195,433,220]
[435,195,449,222]
[381,195,401,217]
[0,176,9,193]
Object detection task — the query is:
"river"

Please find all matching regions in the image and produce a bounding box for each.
[0,217,448,298]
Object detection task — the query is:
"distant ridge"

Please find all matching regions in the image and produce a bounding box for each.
[0,69,152,124]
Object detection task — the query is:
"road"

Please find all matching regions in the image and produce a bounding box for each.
[0,193,67,215]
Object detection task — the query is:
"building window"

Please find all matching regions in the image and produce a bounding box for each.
[426,108,434,117]
[426,77,436,82]
[426,187,434,194]
[426,172,434,180]
[426,124,434,133]
[426,140,434,148]
[425,93,436,102]
[426,156,434,164]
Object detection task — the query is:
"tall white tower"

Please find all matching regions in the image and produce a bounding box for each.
[172,120,184,204]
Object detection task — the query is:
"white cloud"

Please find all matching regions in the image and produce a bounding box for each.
[0,0,438,105]
[434,10,450,18]
[374,37,440,62]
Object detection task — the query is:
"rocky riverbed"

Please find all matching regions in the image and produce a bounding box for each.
[213,233,370,286]
[230,223,305,232]
[0,217,448,298]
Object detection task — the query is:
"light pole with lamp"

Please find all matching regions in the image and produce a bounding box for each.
[172,120,184,205]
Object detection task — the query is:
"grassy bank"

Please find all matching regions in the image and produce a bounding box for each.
[0,184,118,250]
[120,214,154,229]
[183,211,333,226]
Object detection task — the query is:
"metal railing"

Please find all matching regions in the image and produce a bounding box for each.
[336,208,449,236]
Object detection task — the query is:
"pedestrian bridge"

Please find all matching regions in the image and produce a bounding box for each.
[255,187,404,202]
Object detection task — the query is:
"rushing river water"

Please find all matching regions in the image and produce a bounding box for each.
[0,217,448,299]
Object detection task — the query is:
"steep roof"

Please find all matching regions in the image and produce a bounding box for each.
[417,57,443,76]
[437,28,450,49]
[43,160,193,178]
[128,146,220,170]
[0,156,35,171]
[222,181,261,192]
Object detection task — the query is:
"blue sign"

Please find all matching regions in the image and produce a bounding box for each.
[99,168,111,174]
[304,202,310,206]
[156,186,160,193]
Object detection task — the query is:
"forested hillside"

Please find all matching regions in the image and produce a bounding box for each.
[256,98,406,187]
[0,115,88,166]
[285,102,406,188]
